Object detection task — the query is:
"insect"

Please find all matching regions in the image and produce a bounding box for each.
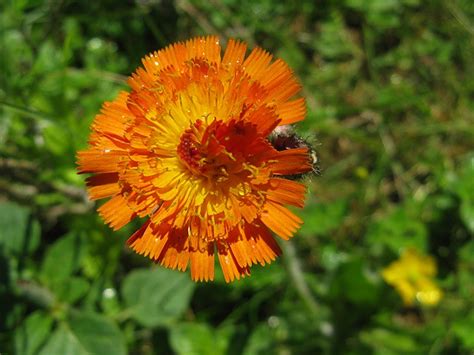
[269,125,320,179]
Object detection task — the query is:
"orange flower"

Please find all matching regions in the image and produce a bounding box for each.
[77,36,311,282]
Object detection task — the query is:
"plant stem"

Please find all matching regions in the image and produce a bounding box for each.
[281,240,320,316]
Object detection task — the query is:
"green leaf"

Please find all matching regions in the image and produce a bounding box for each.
[453,312,474,349]
[315,14,355,61]
[15,311,54,355]
[329,257,380,305]
[43,124,71,156]
[122,268,195,327]
[39,324,86,355]
[450,155,474,232]
[0,202,40,255]
[68,312,126,354]
[40,232,85,285]
[169,323,232,355]
[320,245,349,271]
[299,198,348,237]
[360,328,419,354]
[39,312,126,355]
[365,206,427,255]
[53,277,90,304]
[243,324,274,355]
[459,240,474,263]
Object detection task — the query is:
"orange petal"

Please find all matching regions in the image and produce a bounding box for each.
[97,195,136,230]
[226,227,253,268]
[276,98,306,125]
[229,236,253,268]
[76,149,126,174]
[128,222,173,260]
[242,47,273,79]
[217,241,250,282]
[222,39,247,73]
[130,43,187,90]
[244,105,280,136]
[142,43,188,76]
[228,224,282,268]
[86,172,121,200]
[270,148,312,175]
[266,178,307,208]
[88,131,129,151]
[245,223,282,265]
[126,219,151,246]
[126,88,160,118]
[127,67,155,92]
[156,231,190,271]
[92,91,132,138]
[261,59,301,102]
[260,201,302,240]
[190,241,215,282]
[185,36,221,64]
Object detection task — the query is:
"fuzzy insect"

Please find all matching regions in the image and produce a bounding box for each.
[269,125,320,179]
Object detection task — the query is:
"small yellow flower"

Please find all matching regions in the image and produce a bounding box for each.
[382,248,442,306]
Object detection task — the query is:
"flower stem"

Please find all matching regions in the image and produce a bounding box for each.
[281,240,320,316]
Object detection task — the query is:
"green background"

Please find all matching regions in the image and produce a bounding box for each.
[1,0,473,354]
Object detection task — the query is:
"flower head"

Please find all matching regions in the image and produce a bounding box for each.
[382,248,442,306]
[77,36,311,282]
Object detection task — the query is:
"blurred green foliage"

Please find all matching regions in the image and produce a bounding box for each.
[1,0,473,353]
